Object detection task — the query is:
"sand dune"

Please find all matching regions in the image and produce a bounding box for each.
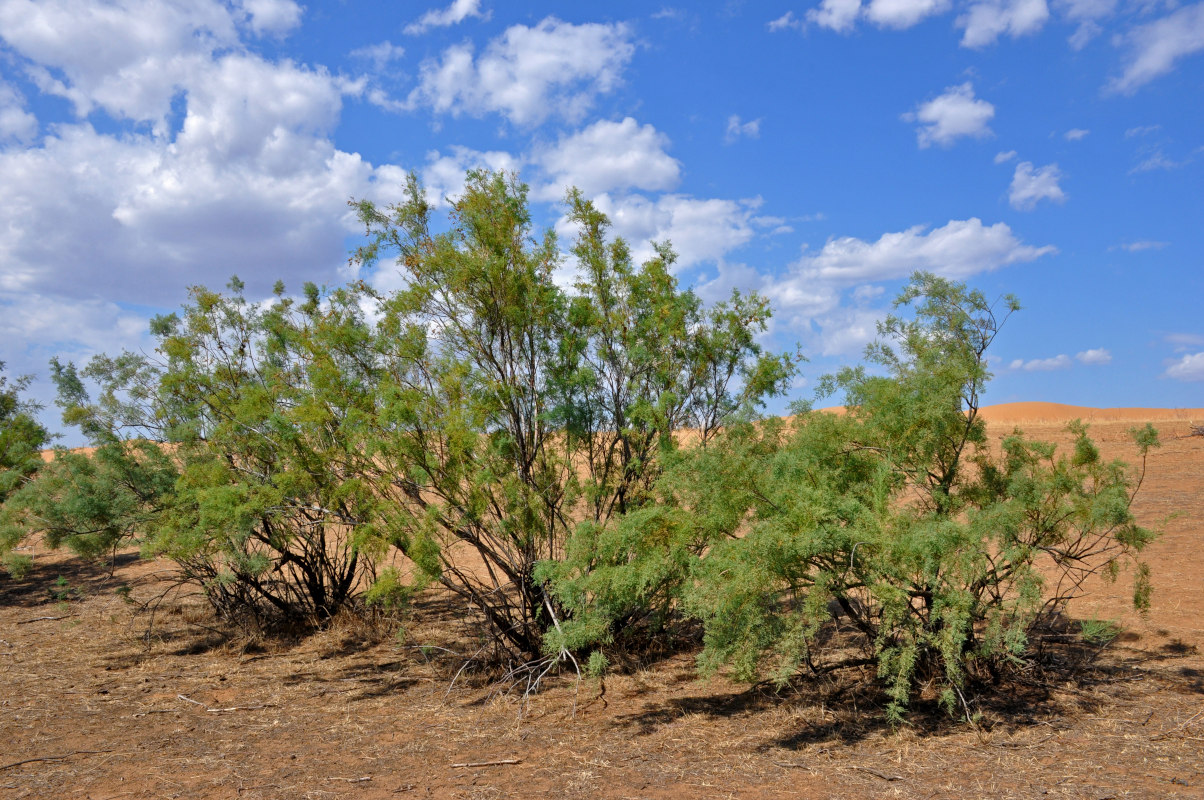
[817,402,1203,425]
[36,403,1202,464]
[976,402,1204,425]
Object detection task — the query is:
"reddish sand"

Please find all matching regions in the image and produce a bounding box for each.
[977,402,1204,425]
[5,404,1202,799]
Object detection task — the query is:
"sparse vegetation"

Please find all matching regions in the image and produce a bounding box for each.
[1,172,1163,724]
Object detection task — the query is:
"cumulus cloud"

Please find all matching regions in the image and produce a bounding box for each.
[807,0,950,30]
[0,1,415,309]
[404,0,488,35]
[405,17,635,126]
[958,0,1050,48]
[1075,348,1112,365]
[903,83,995,148]
[1064,128,1089,141]
[0,0,238,132]
[691,216,1051,351]
[864,0,952,29]
[725,115,762,143]
[994,149,1017,164]
[808,0,863,32]
[1110,3,1204,94]
[1009,161,1066,210]
[1163,352,1204,381]
[797,218,1056,283]
[536,117,681,199]
[0,80,37,142]
[238,0,303,37]
[1009,354,1072,371]
[579,193,759,272]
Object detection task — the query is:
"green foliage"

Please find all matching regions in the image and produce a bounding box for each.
[2,552,32,580]
[20,278,392,626]
[353,171,796,657]
[7,170,792,646]
[547,273,1157,720]
[0,362,52,572]
[3,441,176,562]
[364,566,415,611]
[1078,617,1120,646]
[0,362,51,501]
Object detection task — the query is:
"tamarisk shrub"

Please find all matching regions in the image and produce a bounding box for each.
[546,273,1158,720]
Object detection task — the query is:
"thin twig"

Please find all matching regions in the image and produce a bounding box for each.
[1,750,113,771]
[177,694,275,713]
[848,765,904,781]
[449,759,521,769]
[16,614,73,624]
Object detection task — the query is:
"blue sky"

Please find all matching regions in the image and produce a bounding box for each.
[0,0,1201,439]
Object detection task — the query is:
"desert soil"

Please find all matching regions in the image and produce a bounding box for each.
[3,405,1203,799]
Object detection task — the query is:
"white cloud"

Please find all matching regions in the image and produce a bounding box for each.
[813,306,885,356]
[1064,128,1089,141]
[576,193,758,272]
[1055,0,1116,49]
[903,83,995,148]
[1110,3,1204,94]
[797,218,1056,283]
[1075,348,1112,365]
[725,115,762,143]
[0,0,241,132]
[852,284,886,303]
[536,117,680,199]
[687,218,1051,355]
[1009,354,1072,371]
[1009,161,1066,210]
[864,0,951,29]
[238,0,303,37]
[808,0,863,32]
[1163,352,1204,381]
[768,10,807,31]
[958,0,1050,48]
[994,149,1017,163]
[404,0,488,35]
[0,292,150,366]
[406,17,635,126]
[807,0,950,30]
[0,2,403,308]
[350,41,406,72]
[0,80,37,142]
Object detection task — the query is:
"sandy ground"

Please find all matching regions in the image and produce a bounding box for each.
[4,405,1203,799]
